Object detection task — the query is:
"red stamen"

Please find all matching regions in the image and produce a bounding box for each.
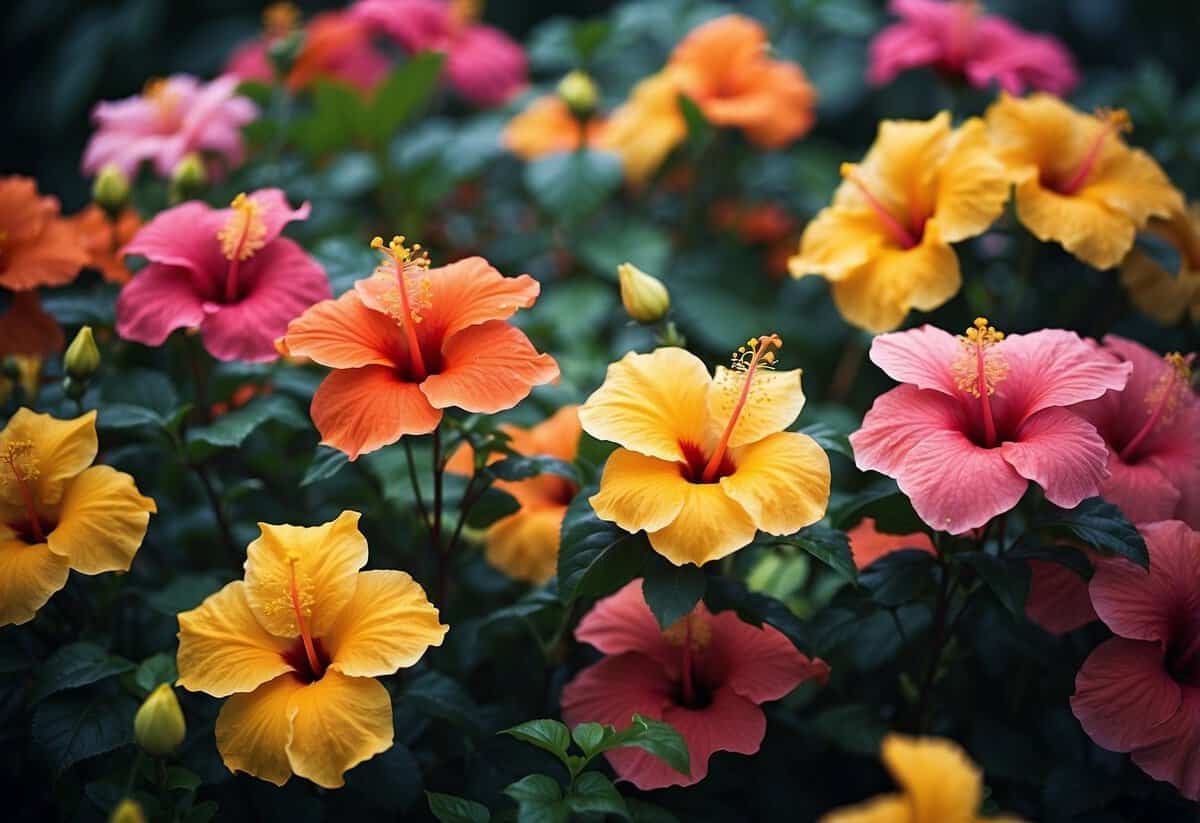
[1056,109,1131,196]
[701,334,782,483]
[1120,354,1191,461]
[288,559,323,679]
[2,450,44,543]
[841,163,918,249]
[976,343,997,447]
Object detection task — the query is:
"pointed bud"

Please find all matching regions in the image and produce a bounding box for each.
[168,154,207,204]
[618,262,670,324]
[557,70,599,120]
[64,326,100,381]
[109,798,147,823]
[134,684,186,756]
[92,164,131,218]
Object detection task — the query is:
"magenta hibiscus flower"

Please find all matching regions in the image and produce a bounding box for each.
[117,189,330,362]
[868,0,1078,96]
[351,0,526,107]
[850,319,1131,533]
[82,75,258,179]
[1072,520,1200,800]
[560,580,829,790]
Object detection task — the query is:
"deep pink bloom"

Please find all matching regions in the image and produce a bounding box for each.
[559,580,829,790]
[1071,337,1200,528]
[868,0,1078,95]
[82,75,258,178]
[850,321,1131,534]
[1072,521,1200,800]
[117,189,329,362]
[351,0,527,106]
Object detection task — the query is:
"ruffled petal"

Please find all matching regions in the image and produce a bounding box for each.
[881,735,980,823]
[285,670,394,789]
[325,570,447,678]
[46,465,155,574]
[995,329,1131,423]
[1013,178,1136,270]
[0,529,69,627]
[648,483,757,566]
[720,432,830,536]
[1097,453,1181,525]
[215,673,304,786]
[850,384,964,479]
[649,689,766,788]
[1073,636,1182,754]
[997,407,1109,509]
[829,235,960,334]
[788,206,885,281]
[932,117,1011,243]
[122,201,226,278]
[115,263,207,347]
[410,256,540,344]
[283,290,404,370]
[574,580,678,669]
[1130,690,1200,802]
[1,408,97,506]
[707,367,806,449]
[590,449,689,537]
[486,507,565,584]
[1083,147,1182,230]
[420,320,558,413]
[311,366,442,460]
[1024,558,1096,635]
[868,325,963,396]
[706,609,829,703]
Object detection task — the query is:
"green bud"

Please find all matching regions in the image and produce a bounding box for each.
[168,153,207,204]
[557,70,599,120]
[134,683,186,756]
[92,164,131,218]
[109,798,147,823]
[618,262,670,324]
[64,326,100,381]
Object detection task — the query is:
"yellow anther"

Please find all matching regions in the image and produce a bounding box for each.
[731,334,782,372]
[1095,107,1132,134]
[952,318,1008,398]
[218,193,267,262]
[662,612,711,649]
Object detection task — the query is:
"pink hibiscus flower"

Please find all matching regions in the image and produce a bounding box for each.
[1071,337,1199,528]
[1072,520,1200,800]
[848,517,935,570]
[1025,550,1098,636]
[351,0,526,106]
[850,319,1131,534]
[116,189,330,362]
[82,75,258,179]
[560,580,829,790]
[868,0,1078,96]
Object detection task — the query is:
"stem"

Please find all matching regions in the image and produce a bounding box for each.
[123,750,146,796]
[184,335,211,425]
[432,427,446,605]
[914,561,957,732]
[447,472,491,560]
[402,438,430,529]
[192,463,239,569]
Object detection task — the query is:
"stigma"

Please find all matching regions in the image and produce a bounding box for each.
[218,194,267,262]
[951,317,1008,398]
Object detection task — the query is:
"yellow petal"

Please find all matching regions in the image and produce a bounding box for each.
[176,581,293,697]
[215,673,304,786]
[985,92,1087,185]
[819,794,912,823]
[1,408,97,507]
[1014,178,1135,270]
[325,570,447,678]
[285,670,393,789]
[0,528,69,627]
[788,206,885,281]
[47,465,155,574]
[830,233,960,334]
[933,118,1011,243]
[486,507,565,584]
[1121,247,1200,325]
[589,448,688,534]
[599,70,687,185]
[579,348,711,462]
[721,432,830,536]
[243,511,368,638]
[647,482,757,566]
[881,734,982,823]
[707,366,805,449]
[847,114,953,223]
[1083,146,1182,228]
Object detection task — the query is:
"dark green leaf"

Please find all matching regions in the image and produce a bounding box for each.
[28,643,134,704]
[603,715,690,777]
[570,722,606,757]
[404,670,484,736]
[1007,542,1094,579]
[641,556,706,629]
[557,489,647,605]
[32,693,136,775]
[831,475,928,536]
[810,704,887,755]
[503,775,568,823]
[146,574,225,616]
[799,422,854,460]
[860,549,937,607]
[133,654,177,695]
[502,720,572,763]
[959,552,1030,618]
[165,766,202,792]
[566,772,629,819]
[186,395,308,453]
[465,487,521,529]
[290,80,368,158]
[96,403,165,432]
[1035,498,1148,569]
[626,798,681,823]
[428,792,491,823]
[365,53,445,143]
[677,93,713,156]
[301,446,349,487]
[488,456,579,486]
[524,149,622,223]
[779,525,857,583]
[703,576,813,651]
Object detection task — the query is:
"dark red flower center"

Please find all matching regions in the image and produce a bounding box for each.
[282,636,331,684]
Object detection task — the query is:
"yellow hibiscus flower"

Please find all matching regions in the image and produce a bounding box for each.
[0,408,156,626]
[985,92,1183,270]
[175,511,448,788]
[579,338,830,567]
[1120,202,1200,325]
[821,735,1026,823]
[598,70,688,185]
[789,112,1010,333]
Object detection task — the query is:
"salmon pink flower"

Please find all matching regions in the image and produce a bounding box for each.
[351,0,526,107]
[580,339,831,567]
[282,237,558,460]
[1024,551,1097,636]
[560,580,829,790]
[1072,337,1199,527]
[116,189,329,363]
[82,74,258,178]
[1071,520,1200,800]
[848,517,934,570]
[850,319,1131,534]
[176,511,448,787]
[869,0,1078,96]
[1121,204,1200,326]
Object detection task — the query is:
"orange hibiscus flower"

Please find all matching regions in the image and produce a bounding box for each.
[503,96,607,160]
[282,237,559,460]
[69,205,142,285]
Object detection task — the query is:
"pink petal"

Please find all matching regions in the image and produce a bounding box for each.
[998,407,1109,509]
[122,201,226,284]
[351,0,449,52]
[704,610,829,703]
[213,188,311,248]
[995,330,1131,425]
[867,23,944,85]
[115,263,206,347]
[850,384,964,479]
[652,688,766,788]
[1099,453,1181,525]
[1132,689,1200,802]
[1071,637,1180,752]
[867,325,963,397]
[225,39,273,84]
[574,580,679,671]
[446,25,527,107]
[1025,557,1096,635]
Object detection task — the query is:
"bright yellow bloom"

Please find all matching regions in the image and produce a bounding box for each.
[790,112,1009,333]
[0,408,156,627]
[175,511,447,788]
[1120,203,1200,325]
[598,70,688,185]
[985,92,1183,270]
[820,735,1026,823]
[580,339,830,566]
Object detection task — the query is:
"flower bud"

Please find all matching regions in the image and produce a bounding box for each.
[64,326,100,381]
[557,70,599,120]
[618,262,670,324]
[92,164,131,218]
[109,798,147,823]
[168,154,207,204]
[134,683,186,756]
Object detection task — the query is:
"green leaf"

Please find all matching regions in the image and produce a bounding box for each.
[603,715,690,777]
[860,549,937,607]
[626,798,681,823]
[404,670,483,736]
[165,766,202,792]
[502,719,572,763]
[96,403,165,433]
[566,772,630,820]
[1035,498,1149,569]
[311,235,378,295]
[704,576,813,651]
[488,455,579,486]
[831,476,928,536]
[557,489,648,605]
[28,642,134,704]
[465,487,521,529]
[301,446,349,487]
[133,653,177,695]
[641,556,706,629]
[428,792,491,823]
[799,422,854,461]
[677,93,713,156]
[810,704,887,755]
[290,80,368,158]
[365,53,445,144]
[185,801,219,823]
[1007,542,1093,579]
[570,722,607,757]
[186,395,308,453]
[959,552,1030,618]
[779,525,857,583]
[146,573,225,616]
[32,693,136,775]
[503,775,568,823]
[574,219,671,282]
[524,149,623,224]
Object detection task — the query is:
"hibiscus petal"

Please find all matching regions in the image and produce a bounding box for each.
[574,580,678,669]
[1098,453,1181,525]
[831,235,960,334]
[284,291,403,370]
[215,673,304,786]
[2,407,97,506]
[412,256,541,344]
[1071,637,1181,752]
[325,570,447,678]
[0,291,65,357]
[881,734,981,823]
[998,407,1109,509]
[848,518,934,570]
[932,117,1011,243]
[720,432,830,536]
[311,366,443,460]
[1013,178,1137,270]
[0,529,69,627]
[706,610,829,703]
[122,202,226,277]
[648,483,758,566]
[1024,557,1096,635]
[115,263,207,347]
[1131,690,1200,802]
[996,329,1131,421]
[707,367,806,449]
[420,320,558,414]
[285,670,394,789]
[46,465,155,574]
[590,449,689,537]
[486,507,565,585]
[652,688,766,788]
[788,206,884,280]
[850,384,963,478]
[868,325,963,396]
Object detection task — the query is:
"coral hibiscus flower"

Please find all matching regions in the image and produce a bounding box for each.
[560,580,829,790]
[351,0,526,107]
[282,237,558,460]
[1071,520,1200,800]
[1072,337,1199,527]
[580,339,831,566]
[598,71,687,185]
[1121,203,1200,326]
[0,409,156,627]
[176,511,447,787]
[447,406,581,584]
[820,734,1026,822]
[667,14,816,149]
[850,319,1130,534]
[868,0,1078,96]
[789,112,1009,333]
[70,205,142,285]
[0,292,65,359]
[82,74,258,178]
[0,176,89,293]
[848,517,934,570]
[117,189,330,362]
[985,93,1183,270]
[503,96,607,161]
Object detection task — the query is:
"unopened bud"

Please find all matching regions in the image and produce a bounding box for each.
[618,262,670,324]
[64,326,100,381]
[109,798,147,823]
[168,154,207,204]
[92,164,131,218]
[134,684,186,756]
[557,70,599,119]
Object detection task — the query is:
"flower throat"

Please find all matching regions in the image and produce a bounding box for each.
[1,441,43,542]
[217,193,267,303]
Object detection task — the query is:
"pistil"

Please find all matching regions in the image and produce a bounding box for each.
[287,556,323,679]
[371,236,431,381]
[1120,352,1193,461]
[217,193,267,304]
[840,163,918,250]
[2,442,43,543]
[701,334,782,482]
[951,318,1008,447]
[1055,109,1131,196]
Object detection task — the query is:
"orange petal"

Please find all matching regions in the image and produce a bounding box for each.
[647,482,757,566]
[311,366,442,460]
[419,258,542,347]
[283,291,403,370]
[589,448,688,535]
[420,320,558,414]
[486,507,565,584]
[285,670,393,789]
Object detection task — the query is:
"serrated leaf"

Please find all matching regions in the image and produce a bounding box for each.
[32,693,136,775]
[641,556,706,629]
[557,489,648,605]
[428,792,491,823]
[186,394,307,452]
[524,149,622,224]
[502,719,572,763]
[1035,498,1149,569]
[566,772,629,819]
[301,445,349,487]
[779,525,857,583]
[28,642,134,704]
